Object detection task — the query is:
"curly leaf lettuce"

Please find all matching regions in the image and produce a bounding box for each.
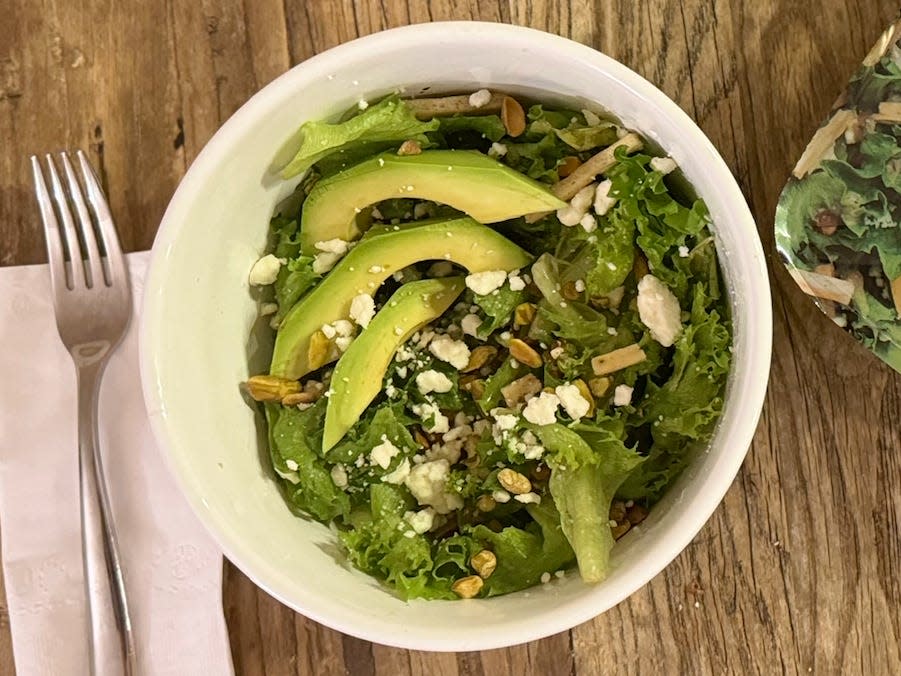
[531,421,644,583]
[280,97,439,179]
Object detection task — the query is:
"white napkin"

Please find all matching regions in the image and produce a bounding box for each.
[0,252,234,676]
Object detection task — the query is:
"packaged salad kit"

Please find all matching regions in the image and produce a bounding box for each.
[776,17,901,372]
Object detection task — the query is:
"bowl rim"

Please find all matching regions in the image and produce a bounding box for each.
[140,20,772,651]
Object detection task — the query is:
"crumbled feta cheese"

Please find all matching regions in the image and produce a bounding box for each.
[514,491,541,504]
[260,302,278,316]
[493,413,518,432]
[368,265,383,273]
[321,323,337,339]
[312,252,341,274]
[416,369,453,394]
[285,459,299,471]
[411,402,450,434]
[637,274,683,347]
[555,383,590,421]
[429,335,471,370]
[370,438,401,469]
[330,464,348,489]
[465,270,508,296]
[468,88,492,108]
[333,319,354,337]
[335,336,353,352]
[549,346,564,359]
[383,458,411,484]
[426,439,463,464]
[613,384,634,407]
[461,313,483,338]
[650,156,678,175]
[522,392,560,426]
[314,239,350,255]
[580,213,597,233]
[357,98,369,110]
[404,459,463,514]
[404,507,436,534]
[508,272,526,291]
[607,327,618,335]
[540,572,551,583]
[678,245,690,258]
[574,279,586,292]
[593,179,616,217]
[489,142,508,157]
[556,183,596,226]
[248,254,283,285]
[385,383,398,399]
[516,430,545,460]
[427,261,454,277]
[492,489,511,503]
[443,423,473,442]
[275,467,300,484]
[349,294,376,328]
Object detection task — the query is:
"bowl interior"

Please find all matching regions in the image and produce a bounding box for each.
[140,22,771,651]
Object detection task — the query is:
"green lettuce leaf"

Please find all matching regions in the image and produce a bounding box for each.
[280,97,439,179]
[468,498,575,595]
[472,284,526,337]
[531,421,644,583]
[266,402,351,522]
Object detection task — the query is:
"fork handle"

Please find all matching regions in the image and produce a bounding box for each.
[77,360,137,675]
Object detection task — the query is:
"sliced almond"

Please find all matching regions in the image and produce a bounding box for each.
[508,338,542,368]
[873,101,901,123]
[405,93,504,119]
[470,550,497,579]
[501,96,526,137]
[397,139,422,155]
[863,20,901,66]
[463,345,498,373]
[788,268,855,305]
[792,109,857,178]
[591,344,647,376]
[524,133,644,223]
[558,156,582,178]
[497,468,531,495]
[553,133,643,201]
[814,263,836,277]
[501,373,543,407]
[452,575,484,599]
[245,375,300,402]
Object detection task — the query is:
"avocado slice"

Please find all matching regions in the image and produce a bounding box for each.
[322,277,465,451]
[299,150,566,253]
[270,217,531,379]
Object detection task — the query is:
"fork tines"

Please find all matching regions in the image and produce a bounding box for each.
[30,151,124,291]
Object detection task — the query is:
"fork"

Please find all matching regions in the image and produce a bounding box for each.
[31,151,137,675]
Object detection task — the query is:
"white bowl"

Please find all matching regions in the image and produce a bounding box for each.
[140,22,771,651]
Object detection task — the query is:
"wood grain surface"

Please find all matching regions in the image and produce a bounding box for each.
[2,1,901,674]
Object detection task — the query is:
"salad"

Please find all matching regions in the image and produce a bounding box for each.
[776,37,901,372]
[244,89,732,600]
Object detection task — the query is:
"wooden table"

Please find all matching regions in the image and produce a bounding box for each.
[3,1,901,673]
